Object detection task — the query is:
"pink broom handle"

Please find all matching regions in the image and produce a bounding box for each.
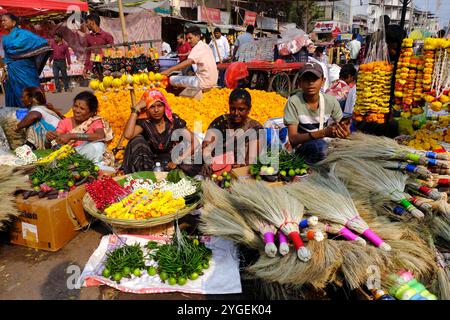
[338,226,359,241]
[263,232,275,244]
[278,232,288,244]
[362,228,385,247]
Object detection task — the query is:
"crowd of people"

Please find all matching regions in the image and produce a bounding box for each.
[1,11,449,178]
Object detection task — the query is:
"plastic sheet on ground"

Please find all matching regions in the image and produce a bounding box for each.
[80,234,242,295]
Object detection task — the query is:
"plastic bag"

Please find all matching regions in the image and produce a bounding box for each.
[328,64,341,83]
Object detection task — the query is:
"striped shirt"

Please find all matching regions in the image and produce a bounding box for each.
[283,92,342,133]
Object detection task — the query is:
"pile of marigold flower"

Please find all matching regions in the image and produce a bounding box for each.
[404,116,450,151]
[354,61,393,123]
[65,87,287,157]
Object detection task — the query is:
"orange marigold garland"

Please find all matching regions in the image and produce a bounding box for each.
[394,38,425,119]
[354,61,393,123]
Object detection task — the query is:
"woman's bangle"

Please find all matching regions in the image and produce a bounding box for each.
[131,108,139,114]
[76,133,89,140]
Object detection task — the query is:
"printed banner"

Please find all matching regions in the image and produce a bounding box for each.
[243,10,257,26]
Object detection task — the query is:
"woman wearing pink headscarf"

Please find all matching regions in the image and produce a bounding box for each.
[123,89,200,175]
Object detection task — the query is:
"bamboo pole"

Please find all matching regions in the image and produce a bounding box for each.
[202,0,223,63]
[114,0,136,154]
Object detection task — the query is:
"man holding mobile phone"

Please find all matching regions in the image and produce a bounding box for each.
[284,62,351,164]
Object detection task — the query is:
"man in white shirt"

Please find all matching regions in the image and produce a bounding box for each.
[161,26,218,89]
[209,27,230,63]
[348,34,361,64]
[233,25,255,60]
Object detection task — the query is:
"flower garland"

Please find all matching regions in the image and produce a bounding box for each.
[354,61,393,123]
[394,38,425,119]
[422,38,450,112]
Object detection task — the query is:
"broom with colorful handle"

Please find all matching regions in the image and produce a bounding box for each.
[230,181,312,262]
[406,182,442,201]
[333,158,425,219]
[316,222,367,245]
[277,232,290,256]
[286,171,391,251]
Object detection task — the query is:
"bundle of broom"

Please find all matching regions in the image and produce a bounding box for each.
[332,158,426,219]
[406,182,442,201]
[0,116,27,150]
[324,132,450,169]
[229,181,312,262]
[0,166,29,230]
[378,160,432,180]
[199,181,263,251]
[286,171,391,251]
[428,235,450,300]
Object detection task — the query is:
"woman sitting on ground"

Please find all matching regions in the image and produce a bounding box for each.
[46,91,114,169]
[202,88,263,176]
[16,86,63,149]
[123,89,201,175]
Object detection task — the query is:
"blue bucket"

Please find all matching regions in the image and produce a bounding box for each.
[16,109,29,121]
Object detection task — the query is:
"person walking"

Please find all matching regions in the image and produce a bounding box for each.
[233,25,255,61]
[49,32,71,93]
[209,27,230,86]
[348,34,361,65]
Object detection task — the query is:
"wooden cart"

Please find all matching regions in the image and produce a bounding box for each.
[217,61,305,98]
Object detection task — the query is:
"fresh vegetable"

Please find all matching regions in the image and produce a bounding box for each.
[148,232,212,283]
[249,149,308,182]
[29,152,98,196]
[147,266,157,276]
[102,243,146,281]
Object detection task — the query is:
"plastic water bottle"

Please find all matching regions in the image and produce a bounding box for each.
[153,162,163,172]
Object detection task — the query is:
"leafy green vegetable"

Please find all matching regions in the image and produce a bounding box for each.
[148,232,212,280]
[103,243,146,278]
[166,169,184,183]
[116,171,157,186]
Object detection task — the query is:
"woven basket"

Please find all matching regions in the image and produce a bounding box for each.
[82,172,200,228]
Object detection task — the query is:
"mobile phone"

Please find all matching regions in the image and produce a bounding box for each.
[340,114,353,124]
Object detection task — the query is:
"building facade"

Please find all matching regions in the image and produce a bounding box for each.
[353,0,440,34]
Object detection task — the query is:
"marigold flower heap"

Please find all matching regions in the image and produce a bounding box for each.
[405,115,450,151]
[354,61,393,123]
[67,88,287,155]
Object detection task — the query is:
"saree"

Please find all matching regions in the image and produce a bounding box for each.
[123,89,202,175]
[64,116,114,167]
[26,106,60,150]
[3,27,52,108]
